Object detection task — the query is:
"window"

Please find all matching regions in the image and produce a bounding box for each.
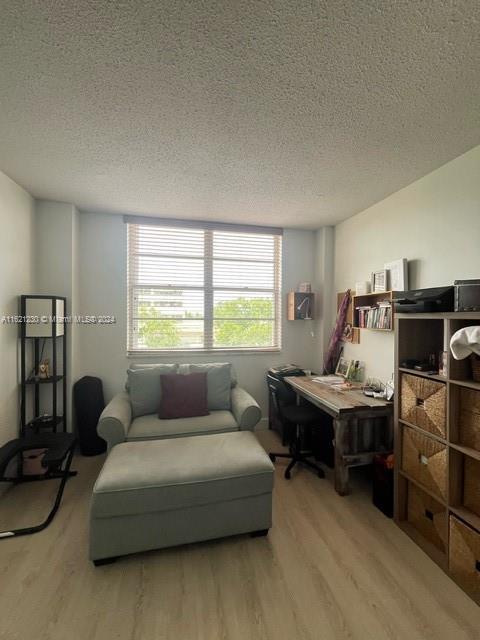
[126,218,282,353]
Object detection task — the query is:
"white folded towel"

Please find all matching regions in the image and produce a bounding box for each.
[450,326,480,360]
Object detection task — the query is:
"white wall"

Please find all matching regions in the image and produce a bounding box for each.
[334,144,480,382]
[77,212,323,418]
[35,200,81,426]
[314,227,335,364]
[0,171,35,445]
[4,143,478,441]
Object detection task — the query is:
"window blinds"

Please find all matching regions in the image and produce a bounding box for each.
[126,219,282,353]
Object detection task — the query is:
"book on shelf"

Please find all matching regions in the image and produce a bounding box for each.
[355,301,392,330]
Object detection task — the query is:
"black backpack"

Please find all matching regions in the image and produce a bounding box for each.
[73,376,106,456]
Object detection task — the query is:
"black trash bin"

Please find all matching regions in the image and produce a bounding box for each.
[74,376,106,456]
[372,453,394,518]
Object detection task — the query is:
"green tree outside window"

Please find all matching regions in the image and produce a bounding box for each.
[137,297,274,348]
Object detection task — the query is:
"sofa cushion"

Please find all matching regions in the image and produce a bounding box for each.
[127,410,239,441]
[128,365,178,418]
[189,363,232,410]
[128,362,238,387]
[125,362,173,391]
[91,431,274,518]
[180,363,237,388]
[159,372,209,419]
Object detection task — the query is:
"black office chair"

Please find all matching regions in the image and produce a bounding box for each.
[267,374,325,480]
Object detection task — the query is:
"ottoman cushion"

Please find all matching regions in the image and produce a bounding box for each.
[92,431,274,519]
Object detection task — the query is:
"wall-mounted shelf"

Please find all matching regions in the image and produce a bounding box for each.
[353,290,394,331]
[287,292,314,320]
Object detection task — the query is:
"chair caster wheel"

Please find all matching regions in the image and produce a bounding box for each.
[269,453,276,463]
[285,470,291,480]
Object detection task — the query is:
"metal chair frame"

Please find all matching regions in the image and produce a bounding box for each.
[0,434,77,539]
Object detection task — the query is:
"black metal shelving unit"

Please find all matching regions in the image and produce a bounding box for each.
[20,295,67,437]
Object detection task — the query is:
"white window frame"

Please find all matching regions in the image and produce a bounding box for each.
[126,216,283,355]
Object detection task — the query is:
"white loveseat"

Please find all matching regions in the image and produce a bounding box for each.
[97,362,261,451]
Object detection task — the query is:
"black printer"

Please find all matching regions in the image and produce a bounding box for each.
[267,364,306,379]
[393,286,454,313]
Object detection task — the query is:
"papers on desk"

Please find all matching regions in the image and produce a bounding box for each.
[311,375,345,386]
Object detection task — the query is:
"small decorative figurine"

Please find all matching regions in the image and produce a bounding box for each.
[38,359,50,379]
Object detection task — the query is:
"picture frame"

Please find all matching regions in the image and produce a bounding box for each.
[371,269,387,293]
[348,360,365,382]
[384,258,408,291]
[335,357,352,378]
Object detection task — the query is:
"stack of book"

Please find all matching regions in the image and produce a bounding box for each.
[356,301,392,330]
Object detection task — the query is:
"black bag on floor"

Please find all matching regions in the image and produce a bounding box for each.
[74,376,106,456]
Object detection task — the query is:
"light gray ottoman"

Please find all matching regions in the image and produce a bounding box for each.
[90,431,274,564]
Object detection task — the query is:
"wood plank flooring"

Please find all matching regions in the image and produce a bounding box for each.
[1,430,479,640]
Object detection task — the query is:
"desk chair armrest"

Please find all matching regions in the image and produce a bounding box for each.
[231,386,261,431]
[97,392,132,452]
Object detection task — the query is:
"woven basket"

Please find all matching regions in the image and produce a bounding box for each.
[458,388,480,452]
[407,482,447,552]
[400,373,446,437]
[471,354,480,382]
[464,457,480,518]
[449,516,480,604]
[401,427,447,501]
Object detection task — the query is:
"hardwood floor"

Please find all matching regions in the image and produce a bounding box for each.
[1,430,479,640]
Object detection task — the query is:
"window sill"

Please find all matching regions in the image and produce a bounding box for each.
[127,347,282,358]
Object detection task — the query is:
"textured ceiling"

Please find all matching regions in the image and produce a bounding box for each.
[0,1,479,229]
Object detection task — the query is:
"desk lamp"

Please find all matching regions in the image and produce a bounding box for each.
[297,296,312,320]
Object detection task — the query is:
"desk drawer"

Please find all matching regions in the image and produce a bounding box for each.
[449,516,480,604]
[400,373,446,437]
[401,426,447,501]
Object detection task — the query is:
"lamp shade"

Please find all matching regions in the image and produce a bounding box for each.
[22,296,65,338]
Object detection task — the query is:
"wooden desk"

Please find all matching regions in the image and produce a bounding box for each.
[285,376,393,496]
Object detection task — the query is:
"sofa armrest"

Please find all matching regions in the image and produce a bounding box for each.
[231,386,261,431]
[97,392,132,452]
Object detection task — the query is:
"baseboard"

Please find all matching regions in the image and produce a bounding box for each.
[255,417,269,431]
